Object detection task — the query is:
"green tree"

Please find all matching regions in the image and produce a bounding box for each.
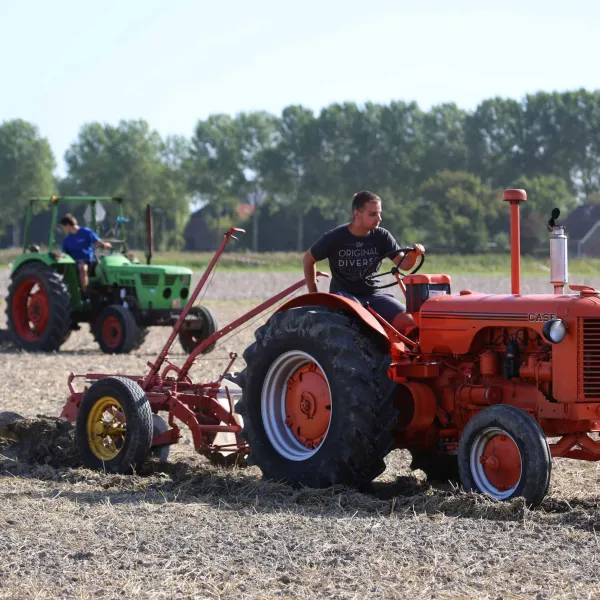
[522,90,600,198]
[63,120,187,249]
[259,105,323,251]
[511,174,576,254]
[413,171,495,253]
[421,103,468,178]
[465,97,525,187]
[0,119,56,246]
[189,111,277,247]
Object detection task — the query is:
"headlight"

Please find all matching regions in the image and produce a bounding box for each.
[542,319,566,344]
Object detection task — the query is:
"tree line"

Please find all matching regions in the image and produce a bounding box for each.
[2,88,599,253]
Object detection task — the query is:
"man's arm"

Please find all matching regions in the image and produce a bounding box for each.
[303,250,319,293]
[392,244,425,270]
[95,239,112,250]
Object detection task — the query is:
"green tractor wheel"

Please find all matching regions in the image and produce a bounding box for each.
[6,262,72,352]
[179,306,218,354]
[93,304,138,354]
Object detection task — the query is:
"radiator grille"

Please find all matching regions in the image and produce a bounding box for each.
[164,274,177,286]
[140,273,159,287]
[582,318,600,398]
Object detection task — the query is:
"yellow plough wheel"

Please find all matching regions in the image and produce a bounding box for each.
[87,396,127,461]
[76,376,153,473]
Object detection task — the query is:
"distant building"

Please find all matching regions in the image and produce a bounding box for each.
[563,204,600,257]
[184,204,254,251]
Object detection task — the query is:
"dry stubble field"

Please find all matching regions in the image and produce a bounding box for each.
[1,271,600,599]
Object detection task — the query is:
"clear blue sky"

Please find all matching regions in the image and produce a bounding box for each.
[1,0,598,177]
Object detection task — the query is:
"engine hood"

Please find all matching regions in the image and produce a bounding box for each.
[418,291,600,354]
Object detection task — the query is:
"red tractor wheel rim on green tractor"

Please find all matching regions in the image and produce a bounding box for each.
[12,278,51,341]
[102,316,123,349]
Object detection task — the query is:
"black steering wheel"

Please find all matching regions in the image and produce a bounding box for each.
[360,247,425,290]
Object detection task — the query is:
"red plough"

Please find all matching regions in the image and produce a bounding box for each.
[60,228,328,470]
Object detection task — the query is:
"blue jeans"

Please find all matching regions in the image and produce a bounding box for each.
[333,291,406,323]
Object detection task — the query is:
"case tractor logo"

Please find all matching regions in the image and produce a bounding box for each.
[528,313,557,322]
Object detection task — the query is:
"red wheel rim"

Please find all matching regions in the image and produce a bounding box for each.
[285,362,331,449]
[480,433,522,492]
[11,278,50,341]
[102,316,122,349]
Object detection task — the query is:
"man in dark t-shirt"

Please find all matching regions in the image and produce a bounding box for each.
[303,190,424,334]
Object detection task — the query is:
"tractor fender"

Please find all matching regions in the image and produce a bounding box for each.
[275,292,389,343]
[10,253,75,276]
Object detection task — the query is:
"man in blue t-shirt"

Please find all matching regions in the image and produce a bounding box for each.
[60,213,112,302]
[303,190,424,335]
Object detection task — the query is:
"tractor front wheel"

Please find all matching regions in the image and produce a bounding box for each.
[75,376,153,473]
[93,304,137,354]
[179,306,218,354]
[235,306,399,488]
[6,262,71,352]
[458,404,551,506]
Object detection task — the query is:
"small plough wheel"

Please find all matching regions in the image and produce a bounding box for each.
[458,404,551,506]
[76,376,153,473]
[235,306,399,488]
[179,306,218,354]
[93,304,137,354]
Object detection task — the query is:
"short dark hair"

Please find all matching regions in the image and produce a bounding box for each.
[352,190,381,212]
[59,213,77,227]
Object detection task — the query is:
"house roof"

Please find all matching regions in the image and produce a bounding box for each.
[563,204,600,241]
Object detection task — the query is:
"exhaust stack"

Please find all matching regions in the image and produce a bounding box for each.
[548,208,568,294]
[503,189,527,295]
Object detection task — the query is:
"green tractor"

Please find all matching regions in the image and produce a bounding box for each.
[5,196,217,354]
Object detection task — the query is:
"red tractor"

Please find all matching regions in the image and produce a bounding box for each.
[60,189,600,506]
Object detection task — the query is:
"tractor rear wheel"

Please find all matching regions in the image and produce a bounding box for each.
[76,376,153,473]
[458,404,551,506]
[93,304,137,354]
[179,306,218,354]
[6,262,71,352]
[235,306,399,488]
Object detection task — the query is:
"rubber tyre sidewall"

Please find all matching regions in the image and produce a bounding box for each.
[179,306,218,354]
[94,304,137,354]
[238,308,399,488]
[6,263,71,352]
[458,405,552,506]
[76,376,153,473]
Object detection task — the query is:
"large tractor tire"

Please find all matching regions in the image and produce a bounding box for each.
[6,262,71,352]
[76,376,153,473]
[235,306,400,488]
[458,404,552,506]
[179,306,218,354]
[93,304,138,354]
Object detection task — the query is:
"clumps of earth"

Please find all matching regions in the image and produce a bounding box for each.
[0,412,79,469]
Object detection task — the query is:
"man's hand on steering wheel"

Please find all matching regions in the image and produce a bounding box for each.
[396,243,425,271]
[361,244,426,290]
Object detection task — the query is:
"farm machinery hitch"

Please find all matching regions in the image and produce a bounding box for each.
[58,227,329,469]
